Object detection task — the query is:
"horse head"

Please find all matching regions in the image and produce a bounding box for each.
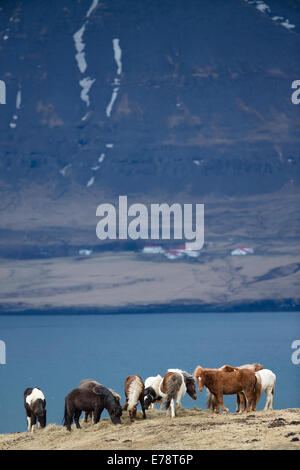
[109,402,122,424]
[193,366,205,391]
[144,386,157,409]
[182,372,197,400]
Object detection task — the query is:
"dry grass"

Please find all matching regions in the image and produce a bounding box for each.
[0,408,299,450]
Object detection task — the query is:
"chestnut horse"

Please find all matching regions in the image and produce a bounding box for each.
[194,365,257,413]
[206,363,264,412]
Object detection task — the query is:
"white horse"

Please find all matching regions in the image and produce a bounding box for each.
[255,369,276,410]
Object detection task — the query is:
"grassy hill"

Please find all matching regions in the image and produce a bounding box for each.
[0,408,299,450]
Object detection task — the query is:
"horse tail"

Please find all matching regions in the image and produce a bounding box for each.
[127,376,143,411]
[62,398,72,427]
[165,374,182,410]
[254,373,262,407]
[62,401,68,426]
[206,390,215,410]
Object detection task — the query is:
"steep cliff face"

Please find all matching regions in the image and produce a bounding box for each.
[0,0,299,204]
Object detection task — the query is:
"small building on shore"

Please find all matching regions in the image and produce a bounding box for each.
[231,246,254,256]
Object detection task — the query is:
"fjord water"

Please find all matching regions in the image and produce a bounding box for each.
[0,312,299,434]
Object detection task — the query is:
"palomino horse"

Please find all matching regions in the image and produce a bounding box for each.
[123,375,146,422]
[24,387,47,432]
[206,363,264,412]
[194,366,257,413]
[63,384,122,431]
[159,369,197,418]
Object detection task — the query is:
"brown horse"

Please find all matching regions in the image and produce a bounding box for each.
[78,379,121,422]
[63,385,122,431]
[206,363,264,412]
[194,365,257,413]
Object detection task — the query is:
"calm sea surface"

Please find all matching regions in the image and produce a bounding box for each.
[0,312,299,434]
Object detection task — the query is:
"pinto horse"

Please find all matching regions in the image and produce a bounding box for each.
[63,384,122,431]
[123,375,146,422]
[144,374,164,410]
[24,387,47,432]
[159,369,197,418]
[194,365,257,413]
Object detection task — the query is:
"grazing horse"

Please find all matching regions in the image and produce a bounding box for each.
[24,387,47,432]
[206,363,264,412]
[194,365,257,413]
[123,375,146,422]
[63,384,122,431]
[144,374,164,410]
[78,379,121,422]
[159,369,197,418]
[255,369,276,410]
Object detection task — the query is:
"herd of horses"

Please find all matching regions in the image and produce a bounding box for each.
[23,362,276,432]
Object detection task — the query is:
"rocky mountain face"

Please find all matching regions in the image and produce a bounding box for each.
[0,0,299,251]
[0,0,299,310]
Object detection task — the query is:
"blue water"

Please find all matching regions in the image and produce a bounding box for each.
[0,312,299,434]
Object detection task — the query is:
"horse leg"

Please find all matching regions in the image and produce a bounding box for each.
[239,392,247,412]
[270,387,275,410]
[170,399,176,418]
[93,407,103,424]
[245,388,256,412]
[235,393,240,413]
[74,410,82,429]
[26,410,32,432]
[31,414,37,432]
[140,396,146,419]
[265,389,272,410]
[216,393,228,413]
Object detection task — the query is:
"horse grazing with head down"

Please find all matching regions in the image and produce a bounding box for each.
[159,369,197,418]
[24,387,47,432]
[123,375,146,422]
[78,379,121,422]
[194,365,257,413]
[144,374,165,410]
[63,383,122,431]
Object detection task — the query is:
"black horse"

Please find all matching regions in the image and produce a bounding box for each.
[63,384,122,431]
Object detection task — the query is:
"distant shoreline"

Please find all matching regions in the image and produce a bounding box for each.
[0,299,299,315]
